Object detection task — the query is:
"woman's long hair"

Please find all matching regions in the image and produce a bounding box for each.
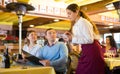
[66,3,99,35]
[24,30,36,46]
[106,35,117,49]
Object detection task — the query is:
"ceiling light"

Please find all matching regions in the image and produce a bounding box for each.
[30,25,34,27]
[105,3,115,10]
[108,23,113,25]
[54,19,59,22]
[107,7,115,10]
[109,26,113,28]
[106,3,114,8]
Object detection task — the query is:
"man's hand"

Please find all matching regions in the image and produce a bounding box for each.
[39,60,50,66]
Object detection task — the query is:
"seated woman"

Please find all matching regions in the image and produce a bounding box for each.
[22,30,42,65]
[104,35,118,57]
[23,30,41,56]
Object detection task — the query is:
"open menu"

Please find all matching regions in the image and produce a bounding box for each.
[22,50,44,66]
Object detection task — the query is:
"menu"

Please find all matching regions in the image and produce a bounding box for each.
[22,50,44,66]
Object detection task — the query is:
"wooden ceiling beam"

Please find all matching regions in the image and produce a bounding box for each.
[13,17,54,28]
[81,0,119,15]
[110,27,120,33]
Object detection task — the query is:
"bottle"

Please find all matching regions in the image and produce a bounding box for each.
[2,46,10,68]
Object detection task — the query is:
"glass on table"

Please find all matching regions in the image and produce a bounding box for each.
[105,50,116,58]
[111,50,116,57]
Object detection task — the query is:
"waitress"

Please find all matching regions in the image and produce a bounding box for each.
[66,3,105,74]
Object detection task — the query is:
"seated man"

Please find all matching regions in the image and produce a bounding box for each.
[36,28,68,74]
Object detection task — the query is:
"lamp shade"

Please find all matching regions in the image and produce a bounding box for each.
[113,1,120,9]
[6,2,35,15]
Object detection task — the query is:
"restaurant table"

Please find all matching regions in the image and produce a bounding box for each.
[104,57,120,70]
[0,66,56,74]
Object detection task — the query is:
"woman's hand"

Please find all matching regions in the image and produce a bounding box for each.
[21,53,26,60]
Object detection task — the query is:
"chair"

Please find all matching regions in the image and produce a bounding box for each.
[67,52,79,74]
[112,66,120,74]
[105,63,112,74]
[67,55,72,74]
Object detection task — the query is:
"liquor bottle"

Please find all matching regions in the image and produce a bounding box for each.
[2,46,10,68]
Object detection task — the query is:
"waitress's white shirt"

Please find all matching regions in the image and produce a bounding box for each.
[72,17,99,44]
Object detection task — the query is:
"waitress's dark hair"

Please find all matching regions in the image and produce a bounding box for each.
[106,35,117,49]
[66,4,79,12]
[66,3,99,35]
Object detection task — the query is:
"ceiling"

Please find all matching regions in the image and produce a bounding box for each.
[0,0,120,34]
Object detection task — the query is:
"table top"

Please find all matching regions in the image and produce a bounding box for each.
[0,64,55,74]
[104,57,120,69]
